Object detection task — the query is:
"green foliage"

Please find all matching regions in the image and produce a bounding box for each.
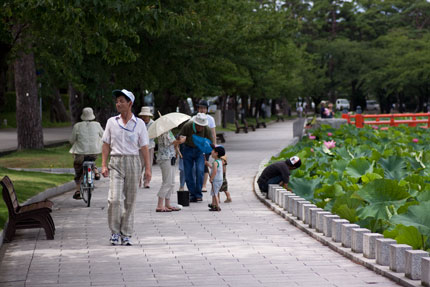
[278,124,430,248]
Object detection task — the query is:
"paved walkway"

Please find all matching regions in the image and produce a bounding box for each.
[0,121,398,287]
[0,127,73,153]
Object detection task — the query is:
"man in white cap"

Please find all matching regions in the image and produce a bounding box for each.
[257,156,301,194]
[101,89,152,246]
[69,107,104,200]
[178,113,214,202]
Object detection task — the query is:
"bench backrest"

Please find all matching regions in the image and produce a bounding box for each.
[1,176,19,216]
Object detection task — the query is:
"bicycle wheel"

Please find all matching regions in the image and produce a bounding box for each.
[86,186,92,207]
[81,183,90,206]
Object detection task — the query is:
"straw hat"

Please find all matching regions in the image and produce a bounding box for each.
[138,106,153,117]
[81,107,95,121]
[192,113,208,126]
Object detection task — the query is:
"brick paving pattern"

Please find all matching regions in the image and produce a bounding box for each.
[0,121,399,286]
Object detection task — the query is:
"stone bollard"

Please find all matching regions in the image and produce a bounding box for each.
[292,197,304,217]
[276,188,287,205]
[376,238,397,266]
[309,208,323,229]
[316,211,331,233]
[405,250,429,280]
[281,191,291,210]
[331,219,349,243]
[273,187,282,204]
[389,244,412,273]
[288,196,301,214]
[296,200,310,220]
[363,233,384,259]
[351,228,371,253]
[422,257,430,286]
[278,190,288,208]
[303,204,317,225]
[322,214,340,237]
[268,185,275,200]
[341,224,360,248]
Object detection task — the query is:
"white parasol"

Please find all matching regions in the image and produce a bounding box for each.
[147,112,191,139]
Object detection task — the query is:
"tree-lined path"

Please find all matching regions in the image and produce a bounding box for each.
[0,120,398,287]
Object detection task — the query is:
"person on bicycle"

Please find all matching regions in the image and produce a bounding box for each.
[69,107,104,200]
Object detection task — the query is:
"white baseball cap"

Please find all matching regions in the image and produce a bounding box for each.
[112,89,135,103]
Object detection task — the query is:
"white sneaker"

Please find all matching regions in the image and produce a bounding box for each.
[110,233,121,245]
[121,236,132,246]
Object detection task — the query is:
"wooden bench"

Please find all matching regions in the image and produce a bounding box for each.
[244,119,256,131]
[216,133,226,143]
[1,176,55,242]
[255,117,266,128]
[235,120,248,133]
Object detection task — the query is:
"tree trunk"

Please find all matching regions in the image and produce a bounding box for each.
[221,94,227,128]
[14,50,43,150]
[68,83,82,125]
[50,88,69,122]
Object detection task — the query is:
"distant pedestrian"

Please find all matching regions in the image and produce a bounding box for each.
[102,89,152,246]
[138,106,155,188]
[69,107,104,200]
[178,113,214,202]
[257,156,301,194]
[218,155,231,203]
[155,130,183,212]
[197,99,217,193]
[206,145,225,211]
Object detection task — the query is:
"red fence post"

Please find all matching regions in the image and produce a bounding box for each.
[355,114,364,128]
[390,114,395,126]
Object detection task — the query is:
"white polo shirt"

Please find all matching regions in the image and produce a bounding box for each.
[102,114,149,155]
[207,114,216,129]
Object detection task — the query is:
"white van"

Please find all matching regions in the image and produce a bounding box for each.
[336,99,350,111]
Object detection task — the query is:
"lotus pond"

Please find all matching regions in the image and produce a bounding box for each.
[272,124,430,251]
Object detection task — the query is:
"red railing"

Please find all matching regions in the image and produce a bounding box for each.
[342,113,430,128]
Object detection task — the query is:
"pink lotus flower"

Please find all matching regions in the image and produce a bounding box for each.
[372,125,379,130]
[380,127,389,131]
[311,148,314,152]
[309,135,316,140]
[324,140,336,149]
[327,132,333,136]
[412,138,419,143]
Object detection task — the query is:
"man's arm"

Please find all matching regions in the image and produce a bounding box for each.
[140,145,152,183]
[101,142,110,177]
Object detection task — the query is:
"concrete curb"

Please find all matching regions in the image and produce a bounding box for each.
[0,179,75,249]
[253,137,424,287]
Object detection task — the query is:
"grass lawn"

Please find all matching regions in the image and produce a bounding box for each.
[0,112,71,129]
[0,167,73,230]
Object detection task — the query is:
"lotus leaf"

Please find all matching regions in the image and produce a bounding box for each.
[355,179,410,222]
[384,224,423,249]
[417,190,430,202]
[345,158,373,179]
[288,177,321,201]
[391,201,430,237]
[378,156,407,180]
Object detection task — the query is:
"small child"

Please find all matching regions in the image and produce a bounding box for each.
[205,145,225,211]
[218,155,232,203]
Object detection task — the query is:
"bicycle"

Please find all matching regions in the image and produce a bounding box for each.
[80,157,96,207]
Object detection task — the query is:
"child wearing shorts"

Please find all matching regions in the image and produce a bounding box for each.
[205,146,225,211]
[218,155,232,203]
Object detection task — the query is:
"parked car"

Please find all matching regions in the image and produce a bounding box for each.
[366,100,380,111]
[336,99,350,111]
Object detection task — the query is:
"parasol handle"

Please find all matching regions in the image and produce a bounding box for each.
[158,111,162,117]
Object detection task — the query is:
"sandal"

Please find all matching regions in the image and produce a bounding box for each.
[166,206,180,211]
[156,208,171,212]
[209,206,221,211]
[73,190,82,200]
